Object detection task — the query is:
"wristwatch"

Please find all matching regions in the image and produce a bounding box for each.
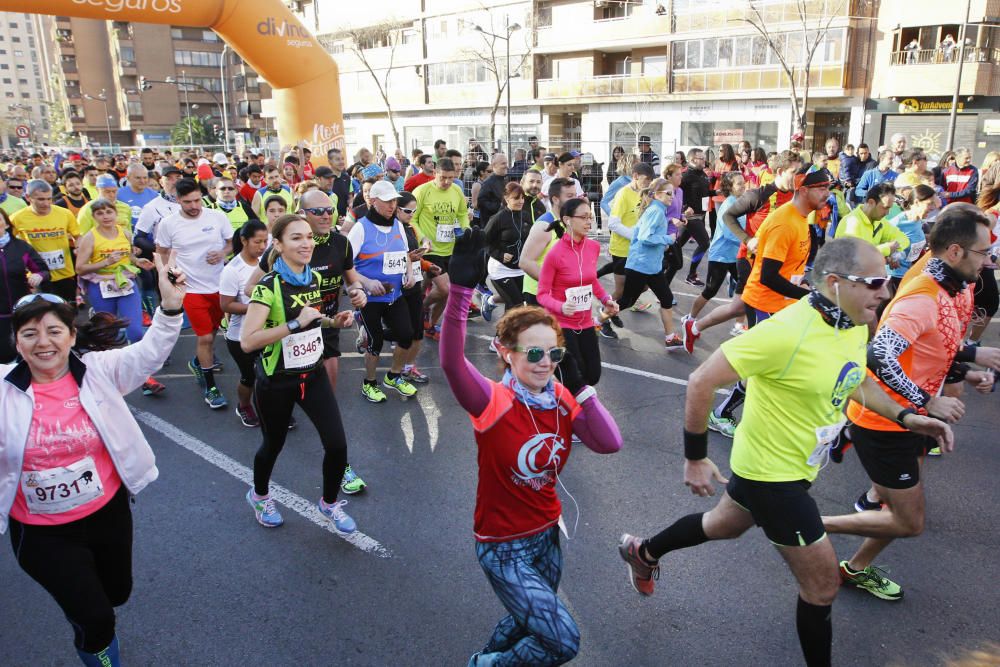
[287,319,301,332]
[160,306,184,317]
[895,407,918,428]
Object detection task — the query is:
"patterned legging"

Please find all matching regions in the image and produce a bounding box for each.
[474,527,580,666]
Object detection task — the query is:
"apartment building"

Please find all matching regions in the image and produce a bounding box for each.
[0,12,64,149]
[54,16,271,149]
[863,0,1000,160]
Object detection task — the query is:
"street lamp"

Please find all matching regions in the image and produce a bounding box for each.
[163,71,227,150]
[472,17,521,156]
[945,0,972,152]
[83,89,113,150]
[220,44,231,152]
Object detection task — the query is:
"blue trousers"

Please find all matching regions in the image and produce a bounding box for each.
[85,281,145,344]
[475,527,580,666]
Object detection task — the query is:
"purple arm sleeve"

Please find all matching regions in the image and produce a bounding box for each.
[439,284,492,416]
[571,394,623,454]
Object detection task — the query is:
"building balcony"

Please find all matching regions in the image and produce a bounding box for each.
[118,61,137,76]
[534,13,672,52]
[672,63,845,95]
[878,57,1000,97]
[890,47,999,66]
[672,0,851,34]
[536,74,669,100]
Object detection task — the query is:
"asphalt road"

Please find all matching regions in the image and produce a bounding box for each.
[2,262,999,666]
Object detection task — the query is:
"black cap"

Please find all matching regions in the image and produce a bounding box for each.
[314,166,335,178]
[161,166,183,177]
[557,152,575,165]
[795,166,832,189]
[543,152,557,162]
[638,135,651,144]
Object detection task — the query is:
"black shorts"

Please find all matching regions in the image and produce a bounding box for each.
[610,254,627,276]
[734,257,752,295]
[322,328,341,359]
[225,338,256,387]
[425,254,450,274]
[850,423,934,490]
[726,473,825,547]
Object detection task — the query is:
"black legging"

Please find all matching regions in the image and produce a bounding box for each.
[491,275,525,308]
[672,216,710,278]
[619,268,673,309]
[9,486,132,653]
[702,261,739,300]
[559,327,601,393]
[253,369,348,503]
[975,268,999,320]
[358,298,413,356]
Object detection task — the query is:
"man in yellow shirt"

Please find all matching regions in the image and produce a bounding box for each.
[0,175,27,218]
[11,180,81,302]
[835,182,909,261]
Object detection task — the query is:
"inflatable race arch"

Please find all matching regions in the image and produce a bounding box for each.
[10,0,345,162]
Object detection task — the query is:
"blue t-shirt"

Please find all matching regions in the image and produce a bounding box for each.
[117,186,158,227]
[707,195,746,264]
[888,212,926,279]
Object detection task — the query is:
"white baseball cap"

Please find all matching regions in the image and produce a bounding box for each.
[212,152,228,164]
[369,180,402,202]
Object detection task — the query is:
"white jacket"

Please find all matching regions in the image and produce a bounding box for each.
[0,309,182,533]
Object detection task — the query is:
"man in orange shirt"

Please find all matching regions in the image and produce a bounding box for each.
[709,168,832,437]
[823,204,1000,600]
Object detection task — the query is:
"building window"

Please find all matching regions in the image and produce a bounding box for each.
[174,50,222,67]
[401,28,418,45]
[428,61,492,86]
[9,22,17,28]
[11,36,20,43]
[642,55,667,75]
[70,104,83,117]
[0,65,8,70]
[202,30,218,42]
[20,92,29,98]
[681,121,779,150]
[171,28,184,39]
[672,29,845,70]
[4,92,13,98]
[14,50,23,57]
[246,75,259,91]
[1,77,10,84]
[120,46,135,65]
[127,100,143,116]
[0,49,5,55]
[18,78,27,84]
[179,76,223,92]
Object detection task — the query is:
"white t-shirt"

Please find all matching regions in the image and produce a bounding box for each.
[155,208,233,294]
[135,195,180,239]
[540,174,585,211]
[218,254,257,342]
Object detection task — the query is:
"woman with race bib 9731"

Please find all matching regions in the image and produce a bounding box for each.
[240,214,360,534]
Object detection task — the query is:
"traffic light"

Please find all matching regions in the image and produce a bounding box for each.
[139,76,151,91]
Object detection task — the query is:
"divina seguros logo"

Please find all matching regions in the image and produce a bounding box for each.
[71,0,182,14]
[257,17,314,48]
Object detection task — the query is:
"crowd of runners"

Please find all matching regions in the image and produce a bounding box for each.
[0,133,998,666]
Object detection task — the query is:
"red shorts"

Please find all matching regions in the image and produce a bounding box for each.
[183,292,223,336]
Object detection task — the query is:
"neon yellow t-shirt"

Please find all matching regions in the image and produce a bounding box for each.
[0,195,27,218]
[11,206,81,281]
[77,200,133,237]
[609,186,642,258]
[412,182,469,257]
[721,298,868,482]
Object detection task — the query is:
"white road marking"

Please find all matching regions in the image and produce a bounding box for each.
[400,411,414,453]
[132,408,392,558]
[416,389,442,452]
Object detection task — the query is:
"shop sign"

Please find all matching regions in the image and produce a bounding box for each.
[899,98,965,113]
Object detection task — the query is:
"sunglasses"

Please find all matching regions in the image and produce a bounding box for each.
[827,272,889,289]
[512,346,566,364]
[8,184,23,190]
[14,292,66,311]
[399,207,416,215]
[302,207,334,216]
[218,186,236,191]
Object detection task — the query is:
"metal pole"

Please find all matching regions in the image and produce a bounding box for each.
[220,44,230,152]
[505,17,511,158]
[103,97,112,150]
[182,70,193,150]
[946,0,972,152]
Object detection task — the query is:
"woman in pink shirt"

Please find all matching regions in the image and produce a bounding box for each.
[537,198,619,392]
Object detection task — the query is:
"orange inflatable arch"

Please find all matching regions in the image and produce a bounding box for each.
[9,0,344,164]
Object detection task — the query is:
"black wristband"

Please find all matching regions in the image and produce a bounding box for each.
[895,407,917,428]
[159,306,184,317]
[683,429,709,461]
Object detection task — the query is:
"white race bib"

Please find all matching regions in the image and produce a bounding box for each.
[39,249,66,271]
[436,225,456,243]
[98,279,135,299]
[808,420,846,466]
[907,240,926,262]
[410,260,423,283]
[565,285,593,312]
[701,197,710,212]
[281,327,323,370]
[21,456,104,515]
[382,251,407,275]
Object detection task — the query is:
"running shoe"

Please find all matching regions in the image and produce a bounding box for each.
[204,387,228,409]
[403,366,430,384]
[839,561,903,601]
[610,315,624,328]
[682,316,700,354]
[707,413,737,438]
[341,465,367,495]
[488,336,501,356]
[927,446,942,457]
[468,302,481,318]
[142,377,166,396]
[424,324,441,341]
[188,358,206,388]
[664,333,684,351]
[618,533,660,596]
[246,489,283,528]
[598,321,619,339]
[142,311,153,327]
[383,373,417,398]
[317,498,356,534]
[211,355,223,372]
[854,492,883,513]
[236,404,260,428]
[729,322,747,337]
[475,284,494,307]
[685,274,705,287]
[630,301,653,313]
[362,381,387,403]
[481,296,497,322]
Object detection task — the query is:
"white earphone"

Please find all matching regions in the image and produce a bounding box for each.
[506,354,512,363]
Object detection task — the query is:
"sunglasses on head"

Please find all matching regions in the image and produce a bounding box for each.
[302,207,334,216]
[827,272,889,289]
[512,345,566,364]
[14,292,66,311]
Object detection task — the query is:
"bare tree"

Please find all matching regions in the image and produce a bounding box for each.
[461,7,533,149]
[743,0,846,138]
[329,21,407,152]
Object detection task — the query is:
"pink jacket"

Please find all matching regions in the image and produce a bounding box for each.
[537,233,609,330]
